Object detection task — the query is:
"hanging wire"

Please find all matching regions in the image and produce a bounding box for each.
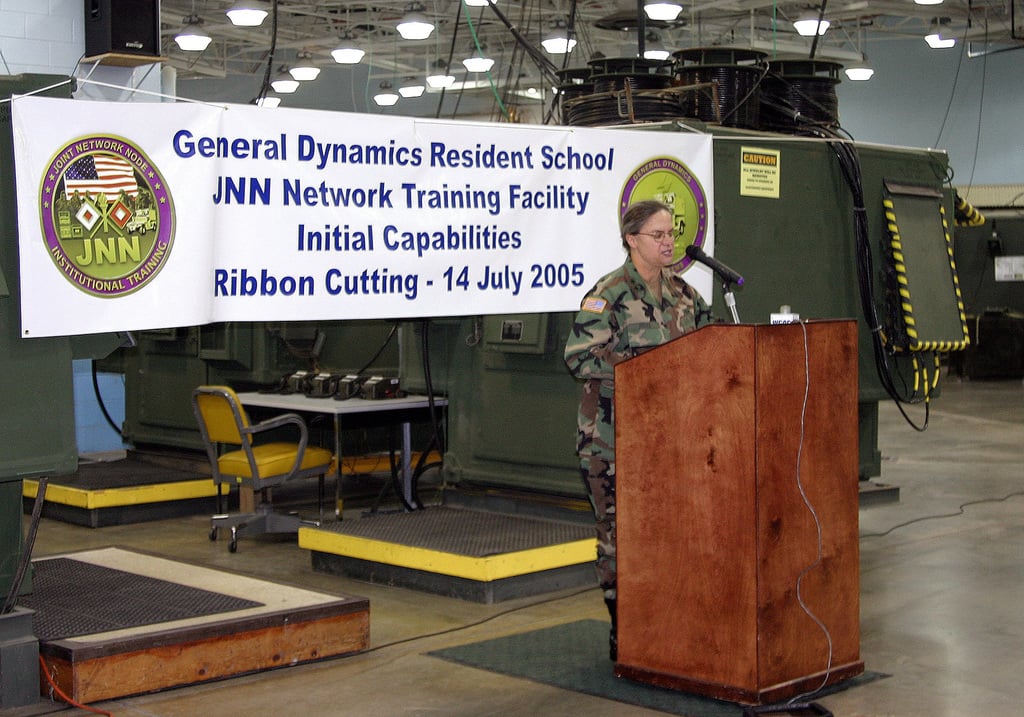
[461,1,511,120]
[251,0,280,103]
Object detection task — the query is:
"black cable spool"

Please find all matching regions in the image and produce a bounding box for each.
[555,67,593,102]
[563,91,686,126]
[759,58,842,132]
[554,67,593,123]
[560,57,677,126]
[672,47,767,128]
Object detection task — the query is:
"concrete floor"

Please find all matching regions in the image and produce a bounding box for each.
[18,377,1024,717]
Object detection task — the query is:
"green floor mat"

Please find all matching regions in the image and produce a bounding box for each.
[429,619,886,716]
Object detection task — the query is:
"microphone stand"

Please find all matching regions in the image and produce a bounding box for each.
[721,278,741,324]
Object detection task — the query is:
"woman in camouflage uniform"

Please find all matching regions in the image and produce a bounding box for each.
[564,199,712,659]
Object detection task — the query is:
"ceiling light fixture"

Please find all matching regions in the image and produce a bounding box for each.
[396,4,435,41]
[541,21,576,55]
[270,71,300,94]
[925,32,956,48]
[289,52,320,81]
[926,17,956,48]
[914,0,945,5]
[642,33,670,61]
[463,0,495,6]
[844,59,874,81]
[331,35,365,64]
[426,60,455,88]
[257,96,281,108]
[225,1,268,27]
[174,15,212,52]
[463,53,495,73]
[643,1,683,22]
[399,78,426,98]
[463,43,495,73]
[373,81,400,106]
[793,13,830,37]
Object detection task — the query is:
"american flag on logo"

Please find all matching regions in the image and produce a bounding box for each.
[64,154,138,203]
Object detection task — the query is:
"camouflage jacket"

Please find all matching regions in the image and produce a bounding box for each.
[564,257,712,466]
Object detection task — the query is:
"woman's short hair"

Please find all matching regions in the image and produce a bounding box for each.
[620,199,673,249]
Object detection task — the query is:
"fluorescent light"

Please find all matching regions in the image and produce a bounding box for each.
[332,45,365,64]
[175,31,211,52]
[914,0,945,4]
[396,11,434,40]
[226,2,268,26]
[289,54,320,81]
[793,15,830,37]
[925,33,956,48]
[426,72,455,88]
[175,16,212,52]
[399,80,425,98]
[463,0,494,6]
[644,1,682,21]
[271,73,299,94]
[844,62,874,81]
[374,83,400,106]
[462,54,495,73]
[541,34,576,55]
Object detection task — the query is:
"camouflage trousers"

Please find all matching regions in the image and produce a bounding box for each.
[580,456,616,601]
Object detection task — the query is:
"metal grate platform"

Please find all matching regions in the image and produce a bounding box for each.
[21,557,262,640]
[300,506,598,603]
[22,454,221,527]
[316,506,594,554]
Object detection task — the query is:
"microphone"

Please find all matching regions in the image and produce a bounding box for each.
[685,244,745,286]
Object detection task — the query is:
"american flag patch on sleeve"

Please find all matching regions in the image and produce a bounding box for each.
[581,296,607,313]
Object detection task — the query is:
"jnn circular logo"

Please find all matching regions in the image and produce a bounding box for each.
[620,156,709,271]
[39,136,174,297]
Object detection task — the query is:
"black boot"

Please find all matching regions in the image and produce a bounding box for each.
[604,597,617,661]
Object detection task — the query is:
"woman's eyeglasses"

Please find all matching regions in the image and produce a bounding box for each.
[634,231,676,243]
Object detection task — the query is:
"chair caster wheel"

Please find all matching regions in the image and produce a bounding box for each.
[229,539,238,553]
[209,527,218,541]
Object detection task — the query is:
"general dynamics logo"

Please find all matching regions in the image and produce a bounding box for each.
[39,135,174,297]
[620,156,709,272]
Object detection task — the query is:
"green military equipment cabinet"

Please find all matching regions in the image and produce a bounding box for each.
[0,75,122,599]
[1,75,77,600]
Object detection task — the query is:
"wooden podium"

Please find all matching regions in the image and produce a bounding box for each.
[614,321,864,705]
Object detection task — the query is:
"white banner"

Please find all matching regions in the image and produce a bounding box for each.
[12,96,714,337]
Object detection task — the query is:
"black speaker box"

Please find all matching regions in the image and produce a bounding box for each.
[84,0,161,59]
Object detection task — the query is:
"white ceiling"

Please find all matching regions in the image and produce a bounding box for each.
[157,1,1021,90]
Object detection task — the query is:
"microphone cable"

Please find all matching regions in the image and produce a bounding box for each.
[784,320,835,706]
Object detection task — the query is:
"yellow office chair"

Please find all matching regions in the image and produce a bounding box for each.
[191,385,334,552]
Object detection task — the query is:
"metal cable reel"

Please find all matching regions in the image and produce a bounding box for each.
[672,47,769,129]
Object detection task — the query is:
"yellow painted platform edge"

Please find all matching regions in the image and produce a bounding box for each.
[23,478,221,509]
[298,527,596,582]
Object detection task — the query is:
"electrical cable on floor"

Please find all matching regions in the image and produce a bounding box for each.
[357,585,596,656]
[39,654,114,716]
[861,491,1024,539]
[784,321,834,707]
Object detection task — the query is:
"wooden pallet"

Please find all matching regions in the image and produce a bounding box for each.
[34,549,369,704]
